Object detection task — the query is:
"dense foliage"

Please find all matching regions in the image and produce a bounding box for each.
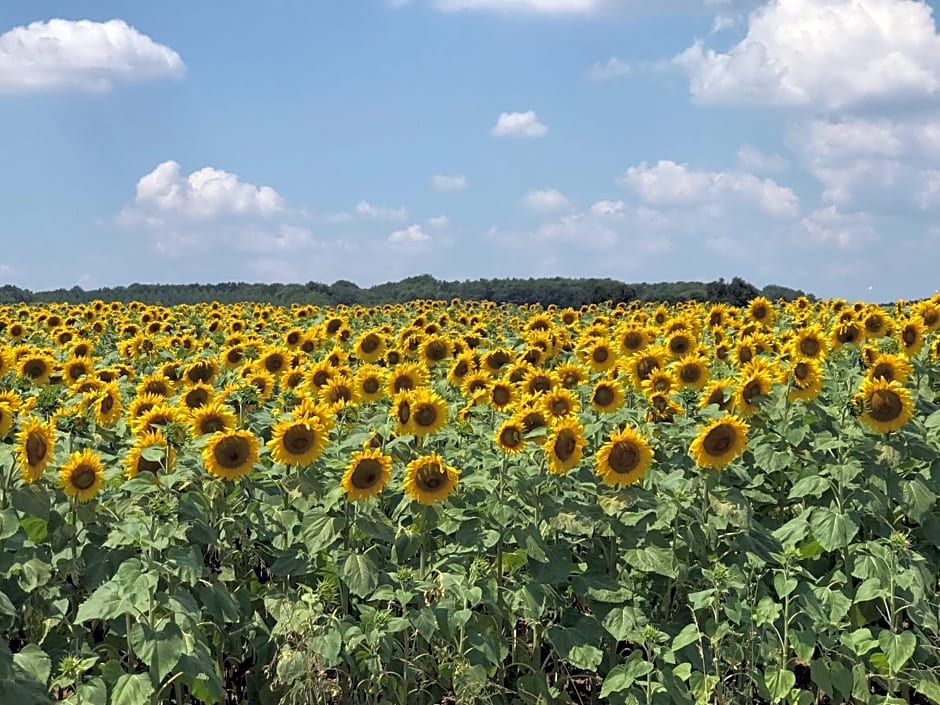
[1,293,939,705]
[0,276,808,308]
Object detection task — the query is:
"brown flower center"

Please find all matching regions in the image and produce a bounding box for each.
[284,426,314,454]
[26,433,47,466]
[414,405,437,427]
[594,385,615,407]
[703,424,736,456]
[553,430,577,461]
[499,425,523,449]
[415,462,447,491]
[608,441,639,474]
[214,436,250,469]
[868,389,902,422]
[72,465,97,490]
[351,459,382,489]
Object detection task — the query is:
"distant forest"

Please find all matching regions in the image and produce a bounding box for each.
[0,275,809,308]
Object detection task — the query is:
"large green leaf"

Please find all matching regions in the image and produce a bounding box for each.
[901,479,936,523]
[878,630,916,675]
[809,507,858,552]
[75,559,157,622]
[763,668,795,704]
[599,651,653,698]
[110,674,155,705]
[12,645,50,685]
[340,552,379,597]
[129,621,185,683]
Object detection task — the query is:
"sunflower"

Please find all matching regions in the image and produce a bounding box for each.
[181,383,214,411]
[134,404,187,436]
[293,398,336,434]
[616,325,649,356]
[136,373,174,399]
[321,377,358,412]
[406,388,448,437]
[544,418,586,475]
[747,297,776,328]
[581,338,618,373]
[125,430,176,479]
[19,352,55,386]
[641,370,677,397]
[246,369,276,401]
[591,379,624,413]
[17,418,55,483]
[542,386,580,422]
[483,380,513,411]
[595,427,653,487]
[785,359,823,403]
[350,330,383,364]
[203,429,260,480]
[421,336,452,367]
[690,416,749,470]
[191,401,237,436]
[856,377,914,434]
[258,347,289,378]
[862,309,890,338]
[914,300,940,332]
[89,381,121,427]
[670,354,708,389]
[523,369,558,397]
[387,362,429,396]
[555,362,588,390]
[736,366,774,417]
[461,371,490,399]
[482,348,514,375]
[665,331,696,359]
[868,353,913,385]
[59,448,105,502]
[403,452,460,505]
[495,417,526,454]
[269,418,328,466]
[897,318,926,357]
[791,326,828,361]
[355,364,387,403]
[624,347,666,388]
[832,321,865,349]
[305,360,337,395]
[341,448,392,502]
[447,353,476,388]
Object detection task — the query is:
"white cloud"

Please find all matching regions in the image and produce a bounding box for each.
[132,161,283,219]
[491,111,548,138]
[588,57,631,81]
[789,115,940,210]
[801,206,878,248]
[432,174,469,191]
[389,224,431,243]
[673,0,940,110]
[355,200,409,220]
[736,145,788,173]
[522,188,573,213]
[427,215,450,228]
[618,160,799,217]
[0,18,184,93]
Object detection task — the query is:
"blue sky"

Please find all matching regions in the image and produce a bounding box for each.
[2,0,940,301]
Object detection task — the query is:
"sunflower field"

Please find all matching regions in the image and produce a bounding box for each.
[1,295,940,705]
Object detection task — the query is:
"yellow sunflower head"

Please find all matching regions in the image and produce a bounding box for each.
[269,418,328,466]
[125,430,176,479]
[856,377,914,434]
[541,386,580,422]
[17,418,56,483]
[495,417,526,455]
[403,452,460,505]
[59,448,105,502]
[341,448,392,502]
[596,426,653,487]
[690,415,749,470]
[203,429,260,480]
[591,378,624,413]
[544,418,586,476]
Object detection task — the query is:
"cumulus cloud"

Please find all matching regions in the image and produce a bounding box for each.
[0,18,184,93]
[618,160,799,217]
[130,161,283,219]
[491,111,548,138]
[736,145,788,173]
[355,201,409,220]
[588,57,631,81]
[432,174,469,191]
[522,188,573,213]
[427,215,450,228]
[800,206,878,248]
[673,0,940,110]
[389,224,431,243]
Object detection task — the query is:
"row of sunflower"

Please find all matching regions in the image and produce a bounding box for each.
[0,294,934,510]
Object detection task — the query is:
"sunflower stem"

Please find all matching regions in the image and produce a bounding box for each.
[0,457,13,511]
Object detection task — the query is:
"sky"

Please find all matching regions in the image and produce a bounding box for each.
[2,0,940,301]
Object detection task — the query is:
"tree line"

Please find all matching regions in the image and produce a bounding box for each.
[0,276,809,308]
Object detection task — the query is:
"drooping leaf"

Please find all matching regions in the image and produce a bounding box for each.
[110,673,155,705]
